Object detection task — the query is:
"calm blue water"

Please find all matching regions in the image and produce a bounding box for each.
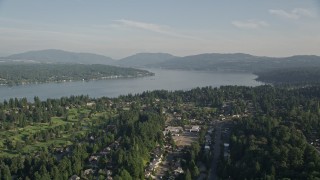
[0,69,262,101]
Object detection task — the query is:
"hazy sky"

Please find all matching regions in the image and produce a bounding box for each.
[0,0,319,59]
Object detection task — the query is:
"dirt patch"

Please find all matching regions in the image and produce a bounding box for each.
[173,131,198,147]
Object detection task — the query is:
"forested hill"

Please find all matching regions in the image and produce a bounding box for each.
[3,49,115,64]
[255,67,320,85]
[149,53,320,72]
[0,64,153,86]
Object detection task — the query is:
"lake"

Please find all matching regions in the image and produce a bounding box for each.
[0,68,263,101]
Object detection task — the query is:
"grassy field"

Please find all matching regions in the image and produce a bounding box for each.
[0,117,69,156]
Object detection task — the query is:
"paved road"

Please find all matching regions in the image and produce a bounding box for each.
[208,122,223,180]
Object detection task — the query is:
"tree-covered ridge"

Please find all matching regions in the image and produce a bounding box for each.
[255,67,320,85]
[0,64,153,86]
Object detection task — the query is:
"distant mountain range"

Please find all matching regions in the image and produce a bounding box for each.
[0,49,177,67]
[2,49,320,73]
[149,53,320,73]
[149,53,262,71]
[2,49,115,64]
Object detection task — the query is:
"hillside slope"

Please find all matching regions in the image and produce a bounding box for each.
[115,53,177,67]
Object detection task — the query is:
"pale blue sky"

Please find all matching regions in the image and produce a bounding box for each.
[0,0,319,58]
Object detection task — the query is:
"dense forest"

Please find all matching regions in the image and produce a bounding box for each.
[255,67,320,85]
[0,64,153,86]
[218,116,320,179]
[217,86,320,179]
[0,85,319,179]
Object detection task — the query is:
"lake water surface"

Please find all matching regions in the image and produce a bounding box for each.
[0,69,263,101]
